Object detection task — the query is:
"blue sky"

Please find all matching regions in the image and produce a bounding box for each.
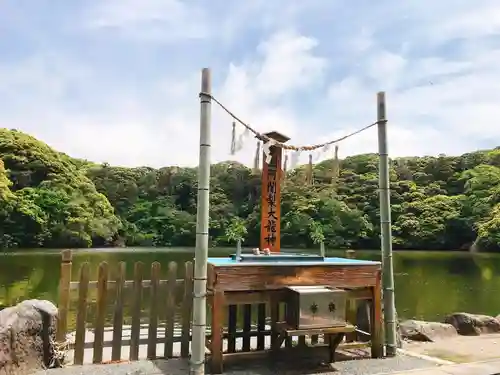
[1,0,500,167]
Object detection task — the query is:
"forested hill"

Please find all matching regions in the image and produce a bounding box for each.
[1,128,500,252]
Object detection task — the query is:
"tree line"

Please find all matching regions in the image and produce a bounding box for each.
[1,128,500,252]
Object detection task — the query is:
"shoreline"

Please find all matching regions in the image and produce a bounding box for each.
[2,247,499,254]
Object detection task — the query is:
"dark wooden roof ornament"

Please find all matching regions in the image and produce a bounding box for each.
[262,131,290,144]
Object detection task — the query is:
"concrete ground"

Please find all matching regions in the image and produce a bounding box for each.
[32,357,500,375]
[56,327,500,374]
[64,326,500,366]
[57,325,445,375]
[34,355,440,375]
[402,333,500,364]
[384,359,500,374]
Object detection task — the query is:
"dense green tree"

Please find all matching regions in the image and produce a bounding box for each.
[1,128,500,252]
[0,129,120,249]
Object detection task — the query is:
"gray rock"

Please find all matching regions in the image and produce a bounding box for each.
[399,320,457,342]
[0,299,63,375]
[444,312,500,336]
[395,317,403,348]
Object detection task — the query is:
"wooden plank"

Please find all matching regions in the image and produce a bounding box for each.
[256,304,266,350]
[283,303,292,348]
[207,264,216,290]
[278,323,355,337]
[260,146,283,253]
[93,261,109,364]
[129,262,144,361]
[74,328,273,350]
[227,305,237,353]
[222,341,369,361]
[70,277,376,294]
[210,289,224,374]
[212,264,381,291]
[242,304,252,351]
[346,298,358,342]
[339,341,371,350]
[270,298,279,351]
[164,261,177,358]
[147,262,161,359]
[370,270,383,358]
[347,288,372,300]
[56,250,72,343]
[222,290,287,305]
[221,289,368,305]
[111,262,126,362]
[180,261,193,358]
[73,262,89,365]
[69,279,185,290]
[357,300,372,342]
[294,340,370,350]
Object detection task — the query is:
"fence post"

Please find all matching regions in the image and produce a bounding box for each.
[57,249,72,343]
[181,261,194,358]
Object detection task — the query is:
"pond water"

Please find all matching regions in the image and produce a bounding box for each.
[1,248,499,329]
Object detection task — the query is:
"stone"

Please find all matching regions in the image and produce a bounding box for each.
[399,320,458,342]
[395,318,403,348]
[0,299,64,375]
[444,312,500,336]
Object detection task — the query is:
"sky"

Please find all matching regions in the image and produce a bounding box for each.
[1,0,500,167]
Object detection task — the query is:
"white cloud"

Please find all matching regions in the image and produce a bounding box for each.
[253,31,327,98]
[216,30,327,147]
[84,0,211,41]
[1,0,500,169]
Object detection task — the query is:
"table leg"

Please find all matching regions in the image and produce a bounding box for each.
[211,289,224,374]
[328,333,345,363]
[345,298,357,342]
[270,297,280,353]
[371,270,384,358]
[283,304,292,348]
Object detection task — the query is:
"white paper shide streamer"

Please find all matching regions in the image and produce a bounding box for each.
[262,138,277,164]
[234,127,250,153]
[230,123,251,155]
[289,150,301,169]
[311,144,330,163]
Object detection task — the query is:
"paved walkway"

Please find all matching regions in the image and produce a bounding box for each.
[40,328,500,375]
[32,358,500,375]
[383,359,500,374]
[403,333,500,363]
[31,354,439,375]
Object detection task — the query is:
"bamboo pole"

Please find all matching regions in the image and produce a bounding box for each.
[190,68,212,375]
[377,91,397,356]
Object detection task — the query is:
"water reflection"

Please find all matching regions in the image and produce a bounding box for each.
[1,248,499,329]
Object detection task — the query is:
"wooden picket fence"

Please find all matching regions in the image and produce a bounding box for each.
[56,250,194,365]
[55,249,368,365]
